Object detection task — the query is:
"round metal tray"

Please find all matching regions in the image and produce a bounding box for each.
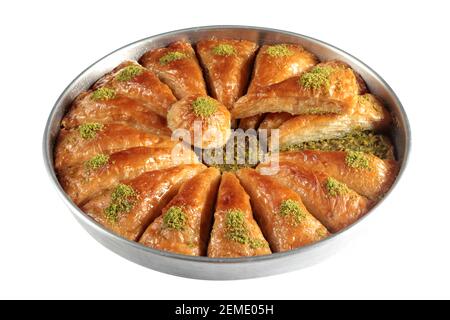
[43,26,411,280]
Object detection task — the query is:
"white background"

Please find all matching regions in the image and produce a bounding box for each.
[1,0,449,300]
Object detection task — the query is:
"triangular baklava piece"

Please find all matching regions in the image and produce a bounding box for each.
[257,161,373,233]
[232,61,361,119]
[236,168,329,252]
[58,146,199,205]
[92,61,177,117]
[82,164,206,240]
[238,43,318,129]
[54,123,174,169]
[197,39,258,109]
[208,172,271,258]
[277,93,392,147]
[248,43,318,92]
[139,168,221,256]
[270,150,398,200]
[140,41,207,99]
[62,90,170,136]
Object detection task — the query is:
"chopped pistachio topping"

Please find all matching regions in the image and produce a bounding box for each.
[325,177,349,197]
[207,135,261,172]
[115,65,143,82]
[280,131,393,159]
[91,87,116,101]
[226,210,249,244]
[159,51,187,65]
[345,151,370,169]
[316,228,328,238]
[187,242,196,249]
[78,123,103,140]
[358,94,383,113]
[299,66,334,89]
[248,238,268,249]
[192,97,218,117]
[279,199,306,224]
[266,44,293,57]
[84,154,109,171]
[358,94,371,103]
[225,209,268,249]
[163,206,187,231]
[104,184,137,223]
[212,44,236,56]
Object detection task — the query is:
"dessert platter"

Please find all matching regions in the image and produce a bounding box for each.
[43,26,410,279]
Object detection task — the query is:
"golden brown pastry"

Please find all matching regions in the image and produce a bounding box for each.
[82,164,206,241]
[92,61,177,117]
[239,43,318,130]
[208,172,271,258]
[277,93,392,147]
[256,161,373,233]
[269,150,398,200]
[325,60,368,95]
[139,41,207,99]
[236,168,329,252]
[139,167,221,256]
[167,95,231,149]
[54,123,174,169]
[247,61,369,133]
[259,112,294,132]
[248,43,318,92]
[196,39,258,109]
[58,146,199,205]
[61,90,170,135]
[238,116,263,130]
[232,61,361,119]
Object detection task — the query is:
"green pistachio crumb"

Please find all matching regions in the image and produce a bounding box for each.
[78,123,104,140]
[299,66,334,89]
[316,228,328,238]
[104,184,137,223]
[325,177,349,197]
[266,44,293,57]
[91,87,116,101]
[248,238,268,249]
[192,97,218,117]
[163,206,187,231]
[358,94,371,103]
[279,199,306,225]
[207,135,261,172]
[280,130,393,159]
[226,210,249,244]
[115,65,143,82]
[345,151,370,169]
[358,94,383,113]
[159,51,187,65]
[85,154,109,171]
[212,44,236,56]
[225,210,268,249]
[187,242,196,249]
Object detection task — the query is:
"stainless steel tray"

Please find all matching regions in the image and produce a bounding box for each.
[43,26,411,280]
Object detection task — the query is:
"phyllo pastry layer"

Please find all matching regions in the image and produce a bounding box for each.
[236,168,329,252]
[140,41,207,99]
[92,61,177,117]
[197,39,258,109]
[139,168,221,256]
[83,164,206,240]
[257,161,373,233]
[208,172,271,258]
